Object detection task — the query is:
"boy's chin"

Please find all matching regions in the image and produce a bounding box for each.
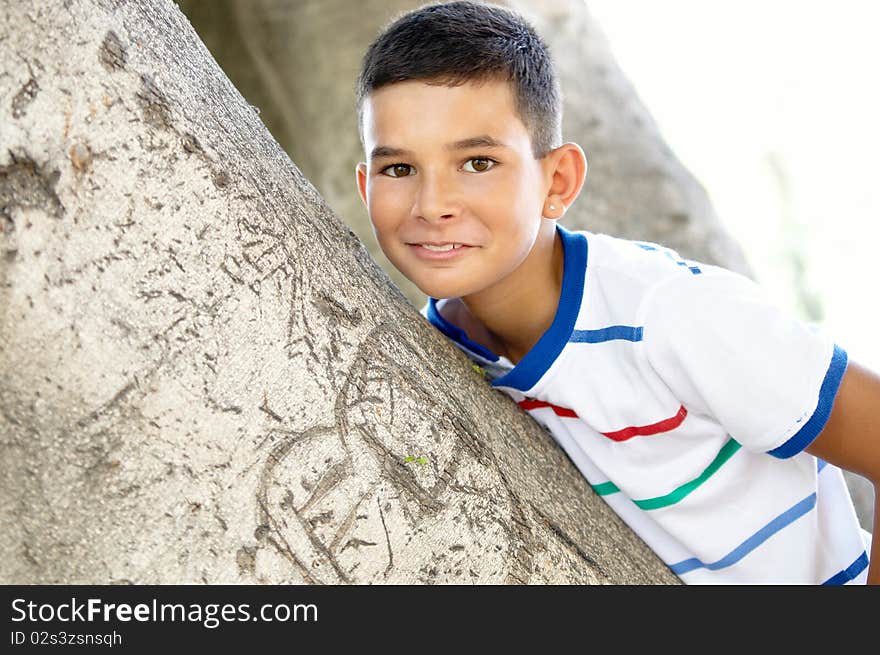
[390,260,483,299]
[412,279,470,300]
[415,285,454,300]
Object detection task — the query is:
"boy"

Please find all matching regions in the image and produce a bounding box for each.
[353,1,878,584]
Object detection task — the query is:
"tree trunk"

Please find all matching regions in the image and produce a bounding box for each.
[0,0,677,584]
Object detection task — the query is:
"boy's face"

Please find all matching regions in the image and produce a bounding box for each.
[356,78,553,300]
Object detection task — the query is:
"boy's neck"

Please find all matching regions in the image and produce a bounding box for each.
[460,223,564,365]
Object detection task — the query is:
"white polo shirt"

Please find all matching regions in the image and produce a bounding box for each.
[422,223,869,584]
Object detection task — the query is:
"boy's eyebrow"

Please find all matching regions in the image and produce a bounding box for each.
[369,135,510,161]
[448,135,509,151]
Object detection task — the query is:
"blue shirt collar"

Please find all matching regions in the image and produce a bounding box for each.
[425,223,588,392]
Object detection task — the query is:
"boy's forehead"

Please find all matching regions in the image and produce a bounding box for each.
[361,78,531,153]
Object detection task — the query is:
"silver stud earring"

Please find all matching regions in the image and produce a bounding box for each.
[549,204,556,210]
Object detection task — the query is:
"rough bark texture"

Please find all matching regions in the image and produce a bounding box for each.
[178,0,873,531]
[0,0,678,584]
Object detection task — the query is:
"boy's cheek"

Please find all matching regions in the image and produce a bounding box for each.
[365,203,400,235]
[368,191,408,222]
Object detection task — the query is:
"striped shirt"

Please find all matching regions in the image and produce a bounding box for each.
[422,223,870,584]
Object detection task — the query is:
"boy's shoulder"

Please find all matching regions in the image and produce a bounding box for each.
[574,228,732,321]
[582,229,709,283]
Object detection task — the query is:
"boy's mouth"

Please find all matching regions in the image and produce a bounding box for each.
[407,242,475,261]
[418,243,464,252]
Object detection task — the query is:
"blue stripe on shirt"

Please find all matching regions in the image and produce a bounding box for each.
[669,492,816,576]
[635,242,702,274]
[822,551,869,585]
[570,326,643,343]
[767,344,848,459]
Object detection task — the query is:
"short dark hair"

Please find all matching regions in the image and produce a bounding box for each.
[356,1,562,158]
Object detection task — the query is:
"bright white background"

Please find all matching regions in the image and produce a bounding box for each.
[588,0,880,373]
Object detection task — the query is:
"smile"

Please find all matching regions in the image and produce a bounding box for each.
[408,243,474,261]
[420,243,463,251]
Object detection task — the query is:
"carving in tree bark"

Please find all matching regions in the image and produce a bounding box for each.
[0,0,678,584]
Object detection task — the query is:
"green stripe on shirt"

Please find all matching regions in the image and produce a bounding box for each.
[592,481,620,495]
[591,438,742,510]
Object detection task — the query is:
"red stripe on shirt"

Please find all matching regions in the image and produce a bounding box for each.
[601,405,688,441]
[517,399,578,418]
[518,399,688,442]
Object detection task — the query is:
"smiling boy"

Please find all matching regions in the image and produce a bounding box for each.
[354,1,879,584]
[358,78,578,365]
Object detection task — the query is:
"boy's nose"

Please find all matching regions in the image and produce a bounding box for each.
[411,171,459,222]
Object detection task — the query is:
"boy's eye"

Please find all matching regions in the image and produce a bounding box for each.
[382,164,414,178]
[462,158,496,173]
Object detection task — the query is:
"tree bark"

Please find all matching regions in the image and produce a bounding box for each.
[0,0,677,584]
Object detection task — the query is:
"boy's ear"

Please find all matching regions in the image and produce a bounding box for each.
[541,142,588,219]
[355,162,368,207]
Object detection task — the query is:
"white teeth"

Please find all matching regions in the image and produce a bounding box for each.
[421,243,458,251]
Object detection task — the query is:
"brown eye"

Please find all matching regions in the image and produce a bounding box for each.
[463,158,495,173]
[384,164,413,178]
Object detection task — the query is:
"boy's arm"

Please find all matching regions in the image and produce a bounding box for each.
[805,358,880,584]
